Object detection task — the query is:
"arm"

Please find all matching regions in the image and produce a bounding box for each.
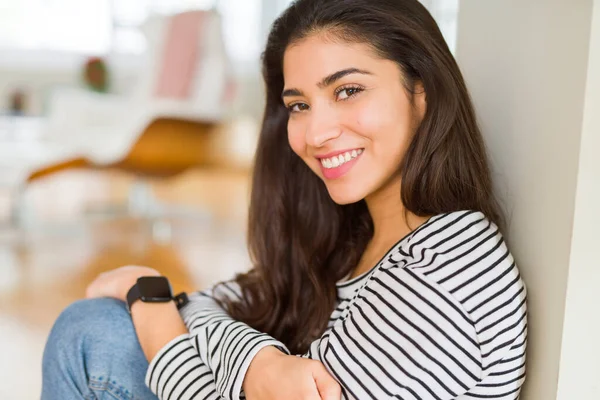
[146,268,483,400]
[244,265,484,400]
[131,301,223,400]
[85,266,226,399]
[293,213,526,399]
[130,301,187,363]
[141,287,339,400]
[144,212,523,400]
[144,280,290,400]
[305,266,483,399]
[85,266,332,400]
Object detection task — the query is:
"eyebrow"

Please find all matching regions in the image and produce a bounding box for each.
[281,67,372,100]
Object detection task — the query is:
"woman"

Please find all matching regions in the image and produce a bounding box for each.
[42,0,527,399]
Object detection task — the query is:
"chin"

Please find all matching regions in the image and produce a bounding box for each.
[326,186,365,205]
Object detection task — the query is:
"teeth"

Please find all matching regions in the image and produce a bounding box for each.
[320,149,363,169]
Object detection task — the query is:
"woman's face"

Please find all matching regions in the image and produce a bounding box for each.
[283,34,426,205]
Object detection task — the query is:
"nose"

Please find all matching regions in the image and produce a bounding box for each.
[304,105,342,148]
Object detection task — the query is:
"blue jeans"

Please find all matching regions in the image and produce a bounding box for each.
[41,297,159,400]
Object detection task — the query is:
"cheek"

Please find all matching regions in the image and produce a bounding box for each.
[352,95,396,136]
[287,121,305,156]
[354,95,413,149]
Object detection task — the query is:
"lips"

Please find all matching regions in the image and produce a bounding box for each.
[317,149,363,180]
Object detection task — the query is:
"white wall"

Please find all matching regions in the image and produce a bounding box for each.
[0,51,139,115]
[556,0,600,398]
[0,58,269,125]
[456,0,597,399]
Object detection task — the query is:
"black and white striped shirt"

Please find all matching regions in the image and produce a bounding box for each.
[145,210,527,399]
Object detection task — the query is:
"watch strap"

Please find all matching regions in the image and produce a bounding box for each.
[126,280,190,314]
[174,292,189,309]
[126,281,142,314]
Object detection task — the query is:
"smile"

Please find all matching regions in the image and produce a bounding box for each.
[317,148,364,180]
[319,149,363,169]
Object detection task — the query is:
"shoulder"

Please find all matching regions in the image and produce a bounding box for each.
[392,210,521,302]
[358,211,502,335]
[397,210,517,293]
[402,209,500,260]
[384,209,526,326]
[385,210,527,367]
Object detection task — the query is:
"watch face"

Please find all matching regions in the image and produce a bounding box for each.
[138,276,173,302]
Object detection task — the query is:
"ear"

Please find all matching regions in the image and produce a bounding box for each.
[413,81,427,121]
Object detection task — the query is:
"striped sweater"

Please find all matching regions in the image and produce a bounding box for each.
[145,210,527,399]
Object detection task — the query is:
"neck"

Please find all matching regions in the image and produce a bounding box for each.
[365,176,427,248]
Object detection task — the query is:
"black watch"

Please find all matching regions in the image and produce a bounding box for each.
[126,276,177,313]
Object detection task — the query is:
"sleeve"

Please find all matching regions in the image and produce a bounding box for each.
[145,334,223,400]
[145,281,290,400]
[147,257,484,400]
[307,265,483,400]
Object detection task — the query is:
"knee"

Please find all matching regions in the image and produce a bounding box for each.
[50,297,132,340]
[44,298,136,364]
[43,298,154,398]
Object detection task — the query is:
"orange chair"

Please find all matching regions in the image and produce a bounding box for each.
[27,118,218,183]
[19,118,222,242]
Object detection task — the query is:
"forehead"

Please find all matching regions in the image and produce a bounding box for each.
[283,34,381,83]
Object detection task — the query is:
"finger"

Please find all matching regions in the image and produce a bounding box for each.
[85,285,96,299]
[301,386,324,400]
[316,383,341,400]
[85,279,100,298]
[313,366,341,400]
[85,274,112,299]
[304,395,322,400]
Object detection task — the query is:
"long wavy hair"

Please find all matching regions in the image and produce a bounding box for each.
[221,0,505,354]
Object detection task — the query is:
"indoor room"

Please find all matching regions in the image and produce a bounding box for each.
[0,1,598,399]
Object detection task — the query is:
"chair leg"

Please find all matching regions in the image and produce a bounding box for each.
[87,177,211,244]
[126,179,171,243]
[127,180,157,217]
[10,184,31,229]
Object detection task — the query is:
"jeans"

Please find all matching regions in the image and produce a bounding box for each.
[41,297,160,400]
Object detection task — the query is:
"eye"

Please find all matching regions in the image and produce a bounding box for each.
[335,85,364,101]
[287,102,310,113]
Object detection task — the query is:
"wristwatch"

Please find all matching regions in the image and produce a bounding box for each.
[126,276,189,313]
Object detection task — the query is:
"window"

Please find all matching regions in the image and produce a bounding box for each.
[0,0,263,63]
[0,0,112,54]
[274,0,459,53]
[0,0,458,65]
[421,0,460,53]
[112,0,263,62]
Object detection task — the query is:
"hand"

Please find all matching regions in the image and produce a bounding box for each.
[85,265,160,302]
[243,346,341,400]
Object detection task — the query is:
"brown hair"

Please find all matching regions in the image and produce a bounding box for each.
[221,0,505,354]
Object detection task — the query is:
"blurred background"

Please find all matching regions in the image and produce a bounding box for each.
[0,0,458,398]
[0,1,598,399]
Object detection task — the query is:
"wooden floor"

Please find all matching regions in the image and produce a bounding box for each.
[0,168,253,399]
